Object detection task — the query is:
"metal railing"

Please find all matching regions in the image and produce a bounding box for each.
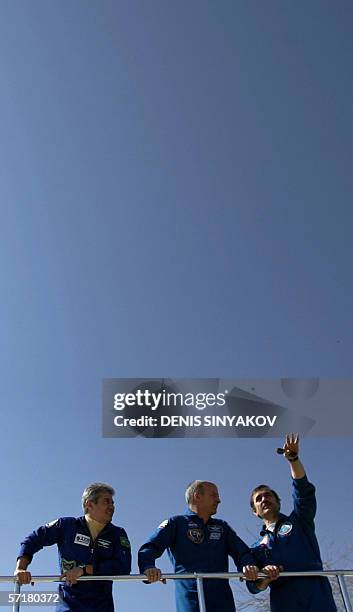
[2,570,352,612]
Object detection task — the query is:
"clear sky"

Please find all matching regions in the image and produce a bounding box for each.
[1,1,353,611]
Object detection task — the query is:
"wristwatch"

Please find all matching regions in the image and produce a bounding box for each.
[79,565,88,576]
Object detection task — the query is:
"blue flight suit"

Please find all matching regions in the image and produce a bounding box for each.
[248,476,337,611]
[138,509,257,612]
[18,516,131,611]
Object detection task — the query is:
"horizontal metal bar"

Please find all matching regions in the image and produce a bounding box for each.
[1,570,352,584]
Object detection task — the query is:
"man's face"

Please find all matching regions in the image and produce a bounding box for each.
[252,488,280,521]
[196,483,221,516]
[86,492,115,524]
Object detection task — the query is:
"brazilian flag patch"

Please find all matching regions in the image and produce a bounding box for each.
[120,536,130,548]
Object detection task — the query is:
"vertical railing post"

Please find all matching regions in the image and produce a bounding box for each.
[337,574,353,612]
[13,581,20,612]
[196,575,207,612]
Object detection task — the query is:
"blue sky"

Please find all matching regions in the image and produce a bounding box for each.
[1,2,353,610]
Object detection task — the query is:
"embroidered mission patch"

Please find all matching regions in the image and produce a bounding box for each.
[187,528,204,544]
[278,523,293,537]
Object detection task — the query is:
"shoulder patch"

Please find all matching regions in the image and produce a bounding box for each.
[45,519,59,528]
[158,519,169,529]
[120,536,131,548]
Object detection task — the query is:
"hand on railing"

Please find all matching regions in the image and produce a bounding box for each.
[242,565,259,581]
[143,568,166,584]
[254,565,282,590]
[61,567,84,586]
[262,565,282,580]
[14,569,32,586]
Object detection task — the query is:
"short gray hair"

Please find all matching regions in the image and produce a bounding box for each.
[185,480,212,506]
[82,482,115,511]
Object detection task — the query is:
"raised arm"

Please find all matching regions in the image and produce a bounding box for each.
[282,433,305,479]
[282,434,317,524]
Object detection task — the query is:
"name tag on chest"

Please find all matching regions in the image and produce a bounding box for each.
[74,533,91,546]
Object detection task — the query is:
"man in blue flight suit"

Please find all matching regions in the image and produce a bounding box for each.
[14,482,131,611]
[248,434,337,611]
[138,480,278,611]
